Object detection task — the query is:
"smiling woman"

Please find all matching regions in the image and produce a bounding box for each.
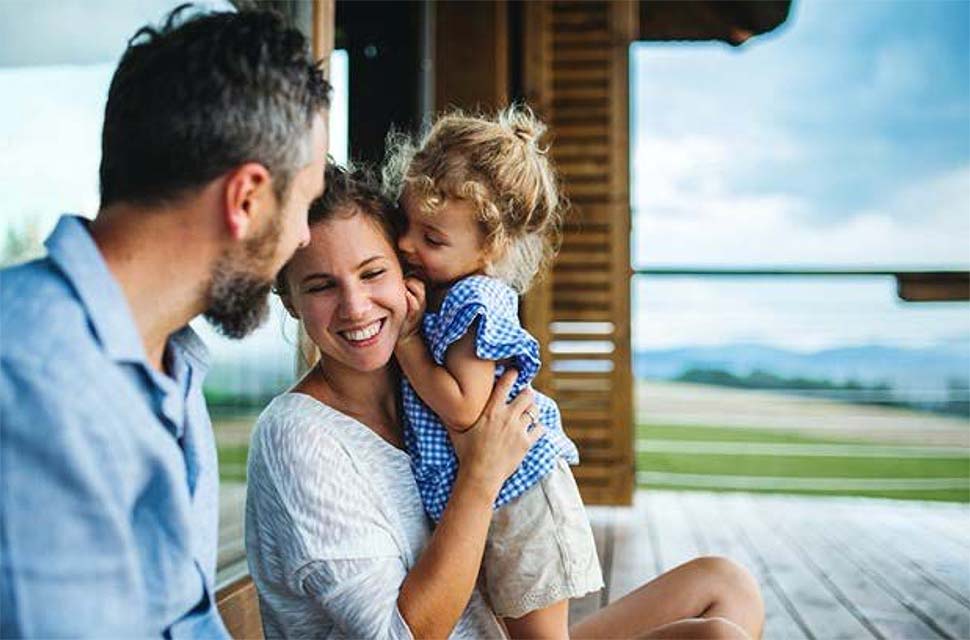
[280,206,406,374]
[245,162,766,640]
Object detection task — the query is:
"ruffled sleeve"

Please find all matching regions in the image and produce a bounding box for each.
[423,276,541,385]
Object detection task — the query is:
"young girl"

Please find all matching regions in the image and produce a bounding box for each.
[388,106,601,637]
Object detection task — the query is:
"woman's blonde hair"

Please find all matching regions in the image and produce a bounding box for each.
[383,105,564,293]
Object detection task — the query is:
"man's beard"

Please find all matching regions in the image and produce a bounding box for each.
[203,217,281,339]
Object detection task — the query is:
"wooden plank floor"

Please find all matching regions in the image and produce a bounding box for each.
[571,490,970,640]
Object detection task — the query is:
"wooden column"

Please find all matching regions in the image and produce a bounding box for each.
[433,0,508,111]
[521,0,636,506]
[312,0,335,63]
[520,0,554,394]
[296,0,336,376]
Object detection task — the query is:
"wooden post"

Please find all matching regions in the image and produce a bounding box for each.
[296,0,335,377]
[520,1,554,394]
[311,0,335,64]
[433,0,508,111]
[606,0,637,505]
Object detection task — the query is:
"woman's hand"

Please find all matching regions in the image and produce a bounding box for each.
[398,369,543,638]
[397,276,426,346]
[449,368,545,498]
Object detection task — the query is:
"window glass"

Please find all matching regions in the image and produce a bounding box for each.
[631,0,969,503]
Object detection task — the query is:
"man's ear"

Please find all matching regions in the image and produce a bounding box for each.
[223,163,273,241]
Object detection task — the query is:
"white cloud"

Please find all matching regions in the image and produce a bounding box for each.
[634,128,970,267]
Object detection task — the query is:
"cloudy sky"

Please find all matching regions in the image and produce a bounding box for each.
[632,0,969,269]
[0,0,966,359]
[630,0,969,350]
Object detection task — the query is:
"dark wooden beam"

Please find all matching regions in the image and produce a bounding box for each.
[897,272,970,302]
[639,0,791,46]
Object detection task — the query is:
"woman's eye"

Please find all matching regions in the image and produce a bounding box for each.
[305,282,334,293]
[362,269,386,280]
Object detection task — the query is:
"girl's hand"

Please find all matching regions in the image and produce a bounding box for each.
[449,369,544,497]
[398,276,426,346]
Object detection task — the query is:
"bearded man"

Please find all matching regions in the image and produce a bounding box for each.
[0,6,329,636]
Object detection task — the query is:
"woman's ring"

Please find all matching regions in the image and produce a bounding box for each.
[525,408,538,426]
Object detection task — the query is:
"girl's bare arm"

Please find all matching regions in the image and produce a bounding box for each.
[394,277,496,431]
[395,329,496,431]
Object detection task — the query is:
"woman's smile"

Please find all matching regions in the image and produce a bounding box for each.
[337,318,386,347]
[283,212,408,373]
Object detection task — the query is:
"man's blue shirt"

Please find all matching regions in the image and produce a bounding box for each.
[0,216,229,637]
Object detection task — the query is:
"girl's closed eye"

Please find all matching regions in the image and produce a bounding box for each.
[362,268,386,280]
[424,233,446,247]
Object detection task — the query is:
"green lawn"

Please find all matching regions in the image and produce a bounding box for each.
[637,423,970,503]
[217,422,970,503]
[218,445,249,483]
[637,423,850,445]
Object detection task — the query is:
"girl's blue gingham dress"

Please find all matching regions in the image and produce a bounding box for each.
[401,275,579,522]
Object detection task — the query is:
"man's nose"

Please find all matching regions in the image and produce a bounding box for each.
[297,220,311,249]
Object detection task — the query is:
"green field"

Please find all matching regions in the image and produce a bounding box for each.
[637,423,970,503]
[218,445,249,483]
[216,419,970,503]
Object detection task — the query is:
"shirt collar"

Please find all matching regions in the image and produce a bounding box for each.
[45,215,209,372]
[170,325,211,376]
[46,215,147,363]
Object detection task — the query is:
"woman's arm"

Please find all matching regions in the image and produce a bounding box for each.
[397,369,543,638]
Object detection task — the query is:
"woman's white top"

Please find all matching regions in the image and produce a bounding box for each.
[245,392,505,639]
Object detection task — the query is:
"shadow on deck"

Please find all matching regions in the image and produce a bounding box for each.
[573,489,970,639]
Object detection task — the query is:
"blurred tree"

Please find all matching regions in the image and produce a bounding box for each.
[1,223,42,267]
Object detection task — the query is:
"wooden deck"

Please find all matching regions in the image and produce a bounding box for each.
[572,490,970,640]
[219,485,969,638]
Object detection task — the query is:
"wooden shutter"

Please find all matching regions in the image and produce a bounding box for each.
[522,0,636,506]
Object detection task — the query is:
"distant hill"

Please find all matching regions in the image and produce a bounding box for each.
[200,338,969,410]
[634,342,970,403]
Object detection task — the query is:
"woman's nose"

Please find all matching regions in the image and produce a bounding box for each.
[338,283,372,319]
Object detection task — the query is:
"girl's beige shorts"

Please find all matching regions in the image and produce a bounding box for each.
[482,457,604,619]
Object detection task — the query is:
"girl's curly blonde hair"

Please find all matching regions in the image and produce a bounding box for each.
[383,105,564,294]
